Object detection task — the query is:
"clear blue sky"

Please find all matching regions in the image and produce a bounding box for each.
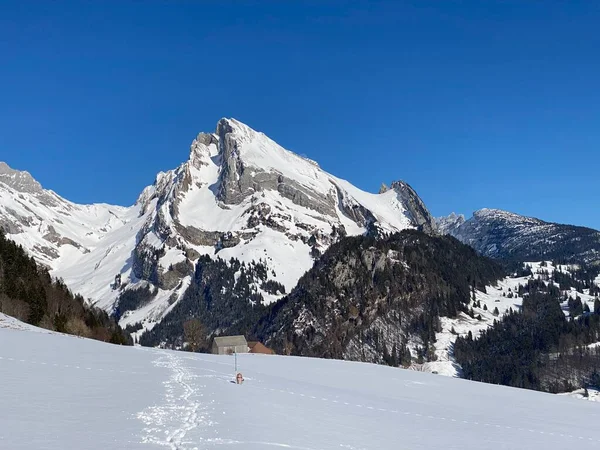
[1,1,599,228]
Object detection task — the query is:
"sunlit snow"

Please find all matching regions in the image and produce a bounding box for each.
[1,314,599,450]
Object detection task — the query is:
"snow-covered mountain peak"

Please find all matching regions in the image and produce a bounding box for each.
[0,161,133,272]
[174,117,326,208]
[474,207,498,216]
[388,180,437,233]
[216,117,256,142]
[472,209,547,229]
[198,118,319,168]
[3,117,438,331]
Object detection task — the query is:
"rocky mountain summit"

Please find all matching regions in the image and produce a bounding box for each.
[1,118,436,331]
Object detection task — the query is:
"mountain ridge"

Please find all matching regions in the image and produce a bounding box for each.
[437,208,600,265]
[0,118,436,332]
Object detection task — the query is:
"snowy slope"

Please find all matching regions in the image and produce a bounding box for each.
[1,315,599,450]
[50,206,150,310]
[564,388,600,402]
[421,274,527,377]
[0,162,132,270]
[421,261,598,377]
[1,118,436,331]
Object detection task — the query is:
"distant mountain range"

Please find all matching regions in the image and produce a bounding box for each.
[437,209,600,265]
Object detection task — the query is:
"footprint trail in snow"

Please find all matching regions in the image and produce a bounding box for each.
[137,352,216,449]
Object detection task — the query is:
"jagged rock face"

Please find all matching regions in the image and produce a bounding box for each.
[1,117,436,332]
[214,120,337,217]
[215,119,247,204]
[438,209,600,264]
[132,244,161,285]
[435,212,466,235]
[391,181,437,234]
[0,162,44,195]
[333,184,377,231]
[42,225,88,253]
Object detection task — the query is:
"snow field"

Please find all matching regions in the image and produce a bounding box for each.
[1,315,600,449]
[53,202,151,311]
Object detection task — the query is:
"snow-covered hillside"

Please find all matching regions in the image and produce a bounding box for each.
[1,118,436,330]
[1,314,599,450]
[422,261,599,377]
[421,273,527,377]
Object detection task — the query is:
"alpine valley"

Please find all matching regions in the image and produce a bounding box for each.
[2,118,600,395]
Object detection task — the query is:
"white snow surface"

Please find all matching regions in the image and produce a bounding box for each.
[563,388,600,402]
[52,204,150,311]
[2,315,600,450]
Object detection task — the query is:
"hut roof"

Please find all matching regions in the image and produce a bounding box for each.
[248,341,275,355]
[213,335,247,347]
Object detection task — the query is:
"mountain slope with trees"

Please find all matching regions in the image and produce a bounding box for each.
[0,229,131,344]
[255,230,505,365]
[455,264,600,393]
[139,255,269,349]
[139,230,504,366]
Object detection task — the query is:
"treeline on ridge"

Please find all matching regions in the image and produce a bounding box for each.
[255,230,505,363]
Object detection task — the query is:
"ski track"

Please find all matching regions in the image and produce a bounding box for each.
[135,351,600,448]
